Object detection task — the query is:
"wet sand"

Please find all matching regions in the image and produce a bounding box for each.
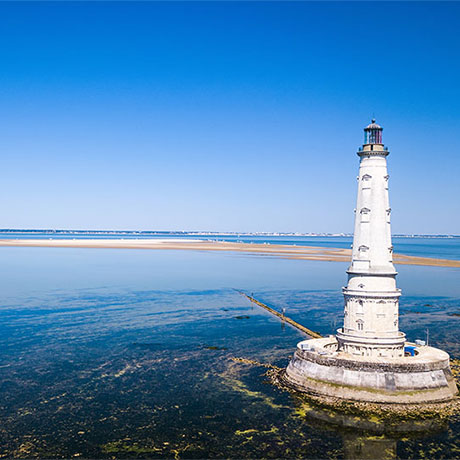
[1,238,459,268]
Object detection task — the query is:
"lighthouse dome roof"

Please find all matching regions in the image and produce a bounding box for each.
[364,119,382,130]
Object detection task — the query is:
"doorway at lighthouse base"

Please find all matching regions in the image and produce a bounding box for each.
[284,337,458,404]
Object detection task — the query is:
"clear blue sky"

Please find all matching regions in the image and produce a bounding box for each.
[0,2,459,234]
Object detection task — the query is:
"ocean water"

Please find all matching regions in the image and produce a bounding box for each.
[0,244,460,458]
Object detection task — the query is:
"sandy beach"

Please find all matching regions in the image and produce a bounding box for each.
[1,238,459,268]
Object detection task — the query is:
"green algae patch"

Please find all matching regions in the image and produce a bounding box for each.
[100,440,205,459]
[235,427,279,436]
[101,441,162,454]
[219,358,287,411]
[230,356,281,370]
[221,373,285,410]
[235,428,258,436]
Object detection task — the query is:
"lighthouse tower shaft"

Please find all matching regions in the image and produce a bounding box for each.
[337,121,405,358]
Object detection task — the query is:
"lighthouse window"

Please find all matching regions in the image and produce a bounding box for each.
[357,300,364,314]
[358,245,369,252]
[362,174,372,181]
[360,207,370,214]
[357,320,364,331]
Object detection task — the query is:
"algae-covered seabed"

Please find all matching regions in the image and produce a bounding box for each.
[0,249,460,459]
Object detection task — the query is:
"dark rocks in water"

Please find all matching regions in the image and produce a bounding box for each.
[234,315,250,320]
[205,346,228,351]
[449,313,460,317]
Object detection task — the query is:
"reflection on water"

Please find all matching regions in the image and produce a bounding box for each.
[0,247,459,458]
[296,400,447,435]
[291,394,449,460]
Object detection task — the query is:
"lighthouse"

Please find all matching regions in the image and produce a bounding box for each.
[336,120,406,358]
[284,120,458,405]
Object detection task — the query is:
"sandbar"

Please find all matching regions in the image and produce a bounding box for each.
[0,238,459,268]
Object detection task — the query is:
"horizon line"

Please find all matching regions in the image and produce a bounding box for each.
[0,229,458,238]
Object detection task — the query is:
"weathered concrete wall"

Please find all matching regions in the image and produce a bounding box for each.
[285,349,458,404]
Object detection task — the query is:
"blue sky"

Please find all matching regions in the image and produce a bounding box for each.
[0,2,459,233]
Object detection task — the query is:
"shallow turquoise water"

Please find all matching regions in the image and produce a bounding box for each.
[0,246,459,458]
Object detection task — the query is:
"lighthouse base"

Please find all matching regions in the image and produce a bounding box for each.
[284,337,458,404]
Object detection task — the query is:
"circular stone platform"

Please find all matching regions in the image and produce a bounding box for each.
[284,337,458,404]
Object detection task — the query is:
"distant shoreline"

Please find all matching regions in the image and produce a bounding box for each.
[0,230,459,239]
[1,238,459,268]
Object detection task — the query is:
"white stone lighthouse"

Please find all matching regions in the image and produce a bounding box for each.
[284,120,458,405]
[336,120,406,358]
